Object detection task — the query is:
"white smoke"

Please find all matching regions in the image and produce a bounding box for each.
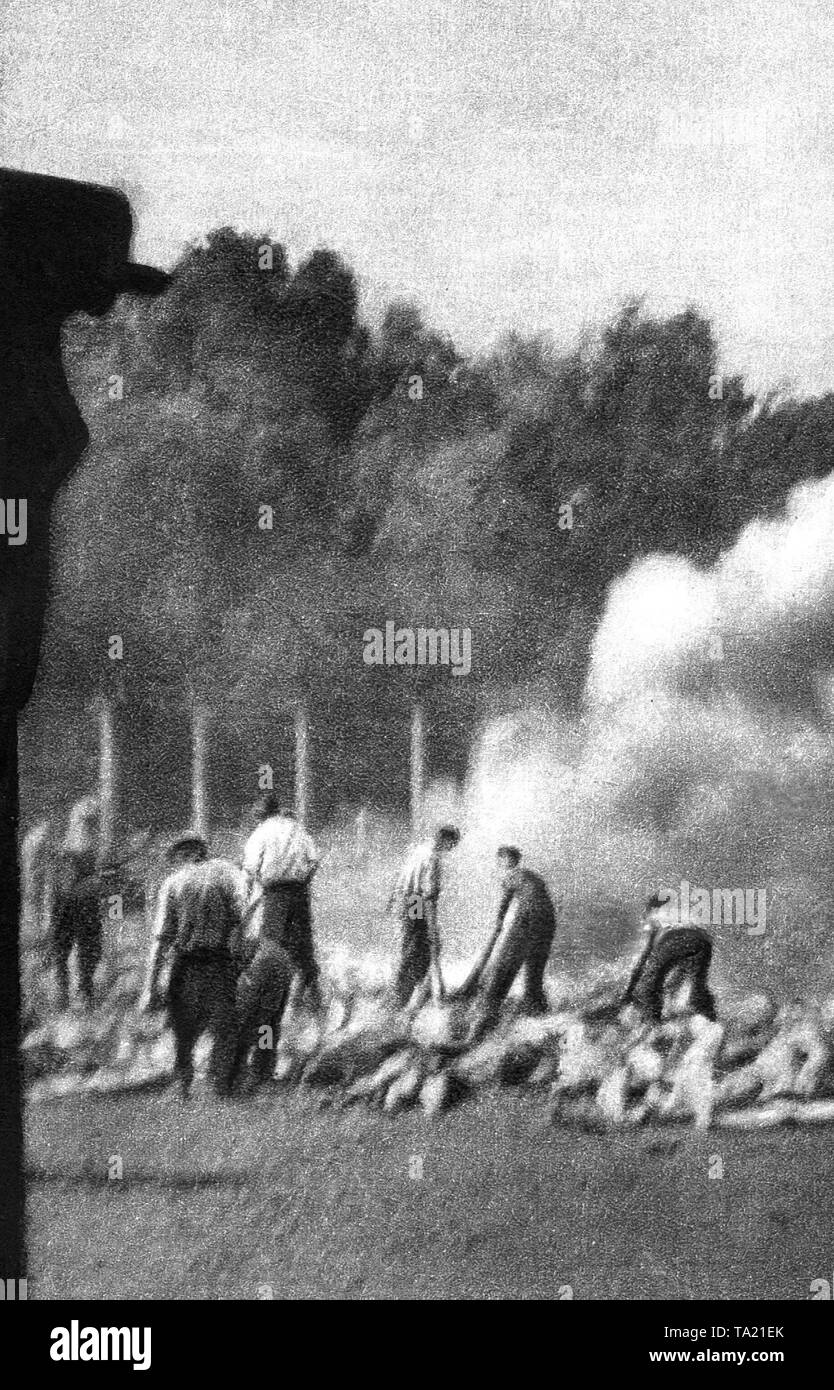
[458,471,834,998]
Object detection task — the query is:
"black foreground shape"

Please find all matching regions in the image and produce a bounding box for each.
[0,167,171,1275]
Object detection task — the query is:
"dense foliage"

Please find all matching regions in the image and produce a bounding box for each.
[23,228,834,825]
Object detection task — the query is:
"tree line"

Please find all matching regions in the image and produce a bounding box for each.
[21,226,834,826]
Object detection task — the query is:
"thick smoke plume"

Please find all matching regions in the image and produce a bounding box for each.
[458,471,834,999]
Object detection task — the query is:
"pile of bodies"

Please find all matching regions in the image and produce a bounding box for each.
[24,952,834,1128]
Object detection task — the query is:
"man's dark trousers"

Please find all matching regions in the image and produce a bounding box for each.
[394,906,431,1005]
[480,898,556,1016]
[630,926,716,1023]
[258,881,320,1001]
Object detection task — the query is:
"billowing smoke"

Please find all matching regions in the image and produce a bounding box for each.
[456,471,834,999]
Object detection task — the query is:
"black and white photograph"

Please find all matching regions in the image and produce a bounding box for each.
[2,0,834,1333]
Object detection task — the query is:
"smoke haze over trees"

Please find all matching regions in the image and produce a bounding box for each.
[21,226,834,834]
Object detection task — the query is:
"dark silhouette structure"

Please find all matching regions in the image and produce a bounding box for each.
[0,168,170,1275]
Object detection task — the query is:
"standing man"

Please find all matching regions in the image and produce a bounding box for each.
[460,846,557,1030]
[622,892,717,1024]
[50,794,102,1010]
[138,835,247,1098]
[388,825,460,1009]
[242,795,322,1010]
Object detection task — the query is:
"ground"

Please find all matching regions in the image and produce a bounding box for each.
[26,1088,833,1300]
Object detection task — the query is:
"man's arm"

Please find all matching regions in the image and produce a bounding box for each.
[241,828,264,890]
[225,867,250,958]
[138,882,176,1011]
[299,829,320,884]
[455,885,515,1000]
[385,862,403,914]
[423,895,445,1002]
[424,853,446,1000]
[495,880,515,930]
[228,865,249,917]
[622,926,658,1004]
[138,939,166,1012]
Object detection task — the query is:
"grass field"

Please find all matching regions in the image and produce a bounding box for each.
[26,1087,834,1300]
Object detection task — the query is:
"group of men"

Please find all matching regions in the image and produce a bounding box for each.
[133,811,565,1095]
[388,827,559,1036]
[47,796,719,1097]
[137,794,321,1096]
[387,828,716,1032]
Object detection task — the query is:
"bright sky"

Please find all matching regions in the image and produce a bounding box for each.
[3,0,834,394]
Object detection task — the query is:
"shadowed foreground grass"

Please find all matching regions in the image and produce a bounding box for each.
[26,1088,833,1300]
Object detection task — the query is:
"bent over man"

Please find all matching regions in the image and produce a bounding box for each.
[139,835,247,1098]
[623,893,717,1024]
[461,846,556,1029]
[232,936,294,1091]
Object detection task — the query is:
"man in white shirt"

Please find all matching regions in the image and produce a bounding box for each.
[387,825,460,1009]
[242,795,322,1009]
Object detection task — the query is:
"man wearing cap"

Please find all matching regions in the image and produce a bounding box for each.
[460,846,557,1031]
[622,893,717,1024]
[139,835,248,1098]
[388,825,460,1008]
[242,796,322,1010]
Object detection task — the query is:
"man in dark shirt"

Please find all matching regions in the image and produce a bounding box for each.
[461,846,557,1030]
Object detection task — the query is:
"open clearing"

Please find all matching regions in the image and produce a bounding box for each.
[26,1088,833,1300]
